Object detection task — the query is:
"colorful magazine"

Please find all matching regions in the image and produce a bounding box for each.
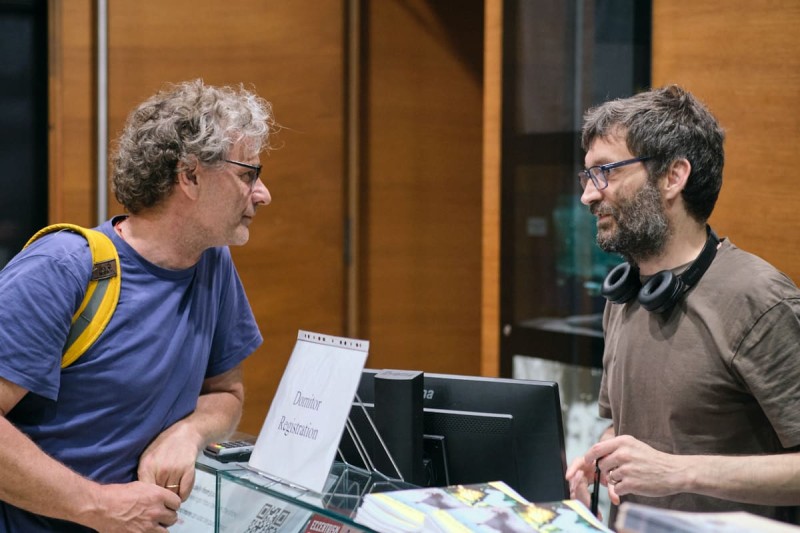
[427,500,610,533]
[354,481,610,532]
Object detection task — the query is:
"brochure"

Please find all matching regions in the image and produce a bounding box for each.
[354,481,611,532]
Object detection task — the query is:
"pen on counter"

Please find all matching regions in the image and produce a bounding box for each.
[590,459,601,516]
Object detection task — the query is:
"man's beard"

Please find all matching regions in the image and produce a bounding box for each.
[591,178,670,263]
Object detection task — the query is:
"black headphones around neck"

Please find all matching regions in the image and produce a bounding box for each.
[601,226,720,314]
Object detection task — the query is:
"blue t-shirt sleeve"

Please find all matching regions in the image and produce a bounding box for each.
[206,247,262,377]
[0,233,91,400]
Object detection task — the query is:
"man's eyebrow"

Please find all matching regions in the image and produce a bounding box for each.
[584,158,612,167]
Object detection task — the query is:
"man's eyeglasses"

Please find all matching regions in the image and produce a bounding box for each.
[223,159,262,191]
[578,156,651,191]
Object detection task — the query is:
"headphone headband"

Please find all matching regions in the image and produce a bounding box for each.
[680,226,719,287]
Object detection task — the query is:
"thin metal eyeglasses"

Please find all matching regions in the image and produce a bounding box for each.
[223,159,262,191]
[578,156,652,191]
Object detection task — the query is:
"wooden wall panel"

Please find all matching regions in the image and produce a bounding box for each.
[482,0,502,377]
[52,1,347,434]
[48,0,94,226]
[360,0,484,374]
[50,0,488,434]
[652,0,800,283]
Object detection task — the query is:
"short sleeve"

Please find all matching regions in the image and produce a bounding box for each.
[0,233,91,399]
[206,248,262,377]
[598,303,613,419]
[732,297,800,448]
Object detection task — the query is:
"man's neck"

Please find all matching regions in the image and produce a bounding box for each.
[116,211,204,270]
[636,221,709,276]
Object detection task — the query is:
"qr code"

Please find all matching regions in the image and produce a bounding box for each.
[243,502,291,533]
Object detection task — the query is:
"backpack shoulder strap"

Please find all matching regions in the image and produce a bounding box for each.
[24,223,121,368]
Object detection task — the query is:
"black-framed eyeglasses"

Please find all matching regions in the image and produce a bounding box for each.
[223,159,262,191]
[578,156,652,191]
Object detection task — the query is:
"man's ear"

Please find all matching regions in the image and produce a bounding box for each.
[663,158,691,201]
[176,164,200,200]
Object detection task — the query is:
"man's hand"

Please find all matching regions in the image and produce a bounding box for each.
[565,455,595,510]
[137,422,203,502]
[84,481,181,533]
[565,424,615,516]
[584,435,688,505]
[137,366,245,501]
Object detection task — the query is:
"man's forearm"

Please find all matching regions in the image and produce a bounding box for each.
[148,365,246,455]
[179,386,244,448]
[680,452,800,506]
[136,365,246,497]
[189,365,245,446]
[0,417,102,525]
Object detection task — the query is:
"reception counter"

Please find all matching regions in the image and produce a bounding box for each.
[173,455,413,532]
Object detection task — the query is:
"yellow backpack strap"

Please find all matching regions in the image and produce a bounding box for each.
[24,223,121,368]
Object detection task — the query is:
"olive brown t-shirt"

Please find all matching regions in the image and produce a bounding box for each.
[599,238,800,524]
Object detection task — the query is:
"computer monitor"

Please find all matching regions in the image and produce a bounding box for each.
[338,369,568,503]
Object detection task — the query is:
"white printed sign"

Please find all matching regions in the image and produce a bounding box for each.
[248,330,369,493]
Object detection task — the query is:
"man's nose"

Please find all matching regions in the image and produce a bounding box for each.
[252,179,271,206]
[580,180,602,206]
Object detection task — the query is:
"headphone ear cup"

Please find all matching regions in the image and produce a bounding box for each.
[638,271,686,313]
[602,262,641,304]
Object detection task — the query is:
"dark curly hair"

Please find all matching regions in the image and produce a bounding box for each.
[582,85,725,223]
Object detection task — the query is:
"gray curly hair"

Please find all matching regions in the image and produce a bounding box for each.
[112,79,274,213]
[582,85,725,223]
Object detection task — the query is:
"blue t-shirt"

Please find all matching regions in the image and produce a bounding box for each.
[0,218,262,531]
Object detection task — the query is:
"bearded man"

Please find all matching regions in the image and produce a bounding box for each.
[565,85,800,527]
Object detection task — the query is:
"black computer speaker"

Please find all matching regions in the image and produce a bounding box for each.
[374,369,425,485]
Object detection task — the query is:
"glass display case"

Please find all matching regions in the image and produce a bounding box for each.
[175,457,414,532]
